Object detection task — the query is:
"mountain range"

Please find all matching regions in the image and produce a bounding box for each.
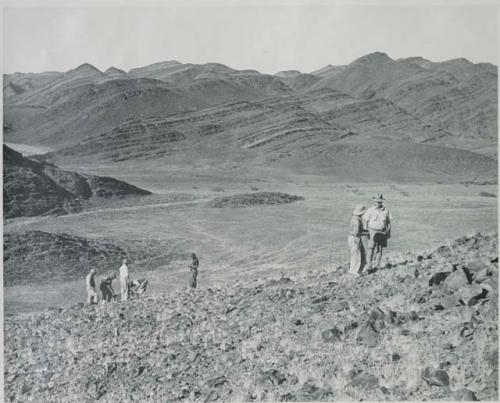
[3,52,498,184]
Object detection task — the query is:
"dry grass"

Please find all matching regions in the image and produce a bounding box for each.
[4,181,497,313]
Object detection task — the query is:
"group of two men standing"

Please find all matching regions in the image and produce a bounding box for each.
[348,193,392,276]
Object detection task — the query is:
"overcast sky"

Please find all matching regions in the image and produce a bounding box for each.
[3,2,498,74]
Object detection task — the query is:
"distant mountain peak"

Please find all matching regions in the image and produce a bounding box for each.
[442,57,473,66]
[398,56,433,69]
[65,63,103,78]
[104,66,126,76]
[310,64,346,77]
[352,52,393,65]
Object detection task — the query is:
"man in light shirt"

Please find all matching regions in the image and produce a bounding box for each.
[363,193,392,270]
[119,258,129,302]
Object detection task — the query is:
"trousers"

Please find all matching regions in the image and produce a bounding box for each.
[120,276,129,301]
[348,235,366,275]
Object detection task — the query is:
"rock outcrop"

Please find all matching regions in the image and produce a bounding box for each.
[3,145,151,218]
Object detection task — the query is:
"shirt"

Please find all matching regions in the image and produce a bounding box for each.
[86,273,95,291]
[100,277,114,287]
[119,264,129,280]
[363,205,392,231]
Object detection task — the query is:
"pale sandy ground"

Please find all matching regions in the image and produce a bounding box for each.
[4,181,497,313]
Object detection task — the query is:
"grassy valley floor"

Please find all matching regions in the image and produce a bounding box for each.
[3,181,497,313]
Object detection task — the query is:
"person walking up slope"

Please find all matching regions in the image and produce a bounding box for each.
[119,259,129,302]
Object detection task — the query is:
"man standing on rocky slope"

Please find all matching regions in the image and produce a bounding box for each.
[363,193,392,270]
[189,253,199,289]
[119,259,130,301]
[100,273,117,302]
[348,204,368,275]
[86,268,99,304]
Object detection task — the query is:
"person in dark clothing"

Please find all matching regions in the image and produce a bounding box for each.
[100,273,117,302]
[129,278,148,297]
[189,253,199,289]
[86,269,98,304]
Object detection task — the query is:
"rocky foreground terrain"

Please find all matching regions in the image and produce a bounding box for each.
[4,233,498,402]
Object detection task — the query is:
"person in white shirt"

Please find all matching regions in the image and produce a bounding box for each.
[363,193,392,270]
[85,268,99,304]
[119,258,129,302]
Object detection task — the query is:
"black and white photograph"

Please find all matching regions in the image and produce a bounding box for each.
[2,0,498,401]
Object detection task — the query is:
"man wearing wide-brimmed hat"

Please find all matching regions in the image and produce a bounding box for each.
[363,193,392,270]
[348,204,369,275]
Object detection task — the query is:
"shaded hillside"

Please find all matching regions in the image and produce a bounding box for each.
[40,99,345,164]
[275,72,321,91]
[40,90,497,184]
[281,137,497,183]
[4,233,497,402]
[3,231,127,286]
[128,61,235,84]
[3,230,188,287]
[4,63,292,148]
[129,61,292,96]
[3,145,151,218]
[308,53,498,146]
[4,75,210,148]
[3,54,497,166]
[3,71,63,102]
[41,86,458,165]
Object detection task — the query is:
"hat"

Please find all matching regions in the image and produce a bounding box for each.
[372,193,385,202]
[352,204,367,216]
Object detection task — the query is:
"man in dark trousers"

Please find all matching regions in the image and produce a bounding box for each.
[100,273,117,302]
[363,193,392,270]
[189,253,199,289]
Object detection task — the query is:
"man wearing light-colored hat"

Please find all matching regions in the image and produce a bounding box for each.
[363,193,392,270]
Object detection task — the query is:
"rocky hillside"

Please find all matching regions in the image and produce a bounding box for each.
[3,231,127,286]
[3,145,151,218]
[309,53,497,145]
[41,98,497,183]
[4,233,497,402]
[4,53,497,161]
[3,230,187,287]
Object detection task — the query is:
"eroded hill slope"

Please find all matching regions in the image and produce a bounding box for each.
[3,145,151,218]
